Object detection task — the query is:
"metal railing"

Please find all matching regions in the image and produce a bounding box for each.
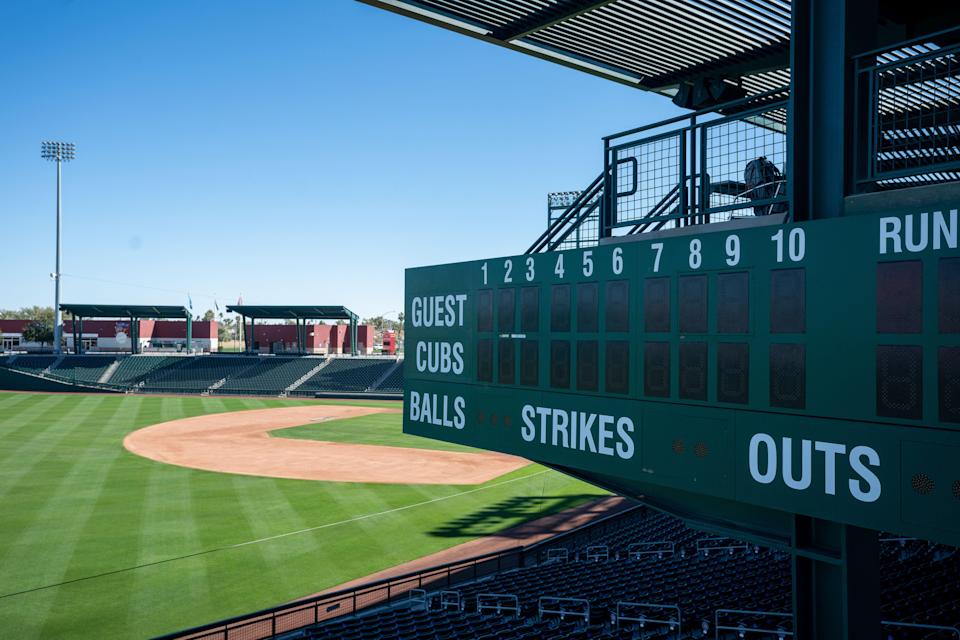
[615,601,682,638]
[714,609,793,639]
[527,173,604,253]
[603,89,790,236]
[854,26,960,189]
[530,89,790,252]
[881,620,960,639]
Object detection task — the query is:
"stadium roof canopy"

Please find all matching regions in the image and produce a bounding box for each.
[357,0,791,97]
[59,304,190,319]
[226,305,359,321]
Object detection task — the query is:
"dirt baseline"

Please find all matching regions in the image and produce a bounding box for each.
[123,405,527,484]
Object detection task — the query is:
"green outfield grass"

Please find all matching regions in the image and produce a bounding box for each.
[0,392,606,639]
[273,412,480,452]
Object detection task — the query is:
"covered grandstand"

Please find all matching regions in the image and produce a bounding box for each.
[227,305,364,356]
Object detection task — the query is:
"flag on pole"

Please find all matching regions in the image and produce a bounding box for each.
[237,294,243,305]
[188,294,193,310]
[215,299,220,311]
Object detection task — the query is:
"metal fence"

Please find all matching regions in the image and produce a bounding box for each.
[854,26,960,189]
[603,89,789,236]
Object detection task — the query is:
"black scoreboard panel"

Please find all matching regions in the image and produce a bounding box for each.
[405,208,960,544]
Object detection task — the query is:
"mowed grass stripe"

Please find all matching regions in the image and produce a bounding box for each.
[0,396,128,590]
[0,393,605,639]
[2,395,129,637]
[0,467,551,601]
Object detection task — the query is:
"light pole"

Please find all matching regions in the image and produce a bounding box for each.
[41,141,75,355]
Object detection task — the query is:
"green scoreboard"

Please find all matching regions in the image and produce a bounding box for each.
[404,207,960,545]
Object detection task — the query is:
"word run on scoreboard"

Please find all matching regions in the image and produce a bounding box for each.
[405,208,960,545]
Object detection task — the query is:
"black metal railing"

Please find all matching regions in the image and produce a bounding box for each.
[603,88,790,236]
[153,503,642,640]
[527,173,604,253]
[854,26,960,189]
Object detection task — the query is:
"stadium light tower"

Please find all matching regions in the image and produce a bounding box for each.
[40,141,76,355]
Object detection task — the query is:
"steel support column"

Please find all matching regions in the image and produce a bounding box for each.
[789,0,879,220]
[131,316,137,354]
[186,315,192,353]
[350,316,358,356]
[77,317,84,355]
[792,516,880,639]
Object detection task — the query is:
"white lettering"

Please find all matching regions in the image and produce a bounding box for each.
[615,417,635,459]
[521,405,536,442]
[749,433,778,484]
[408,294,469,327]
[552,409,569,448]
[815,441,846,496]
[598,415,614,456]
[849,445,882,503]
[782,437,812,490]
[748,434,882,503]
[880,217,902,254]
[453,397,465,429]
[518,405,635,460]
[411,298,422,327]
[409,391,421,421]
[905,213,929,252]
[934,209,958,250]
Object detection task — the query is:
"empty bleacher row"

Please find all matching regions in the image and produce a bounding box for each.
[0,354,403,396]
[292,508,960,640]
[291,358,397,395]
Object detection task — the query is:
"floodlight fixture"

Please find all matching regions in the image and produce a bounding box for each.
[41,141,76,162]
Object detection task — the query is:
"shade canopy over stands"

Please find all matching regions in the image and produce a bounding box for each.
[226,305,360,356]
[58,304,192,354]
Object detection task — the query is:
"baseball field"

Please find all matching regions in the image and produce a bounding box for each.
[0,391,607,639]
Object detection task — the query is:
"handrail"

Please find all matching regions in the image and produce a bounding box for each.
[604,87,790,142]
[526,172,604,254]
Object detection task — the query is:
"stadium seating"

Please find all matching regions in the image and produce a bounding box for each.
[138,356,258,392]
[295,358,396,393]
[47,355,117,384]
[292,508,960,640]
[216,357,325,395]
[0,353,403,396]
[8,355,58,374]
[375,361,404,393]
[105,356,185,387]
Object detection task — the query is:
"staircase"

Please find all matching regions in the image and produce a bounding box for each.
[285,359,330,394]
[368,359,402,392]
[43,355,65,375]
[98,360,121,384]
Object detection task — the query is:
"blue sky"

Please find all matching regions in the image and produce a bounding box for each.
[0,0,680,320]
